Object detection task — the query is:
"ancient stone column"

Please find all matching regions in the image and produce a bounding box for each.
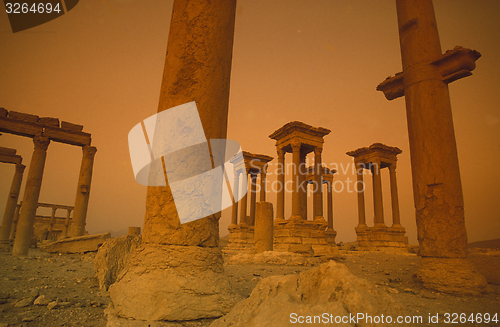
[276,149,285,220]
[229,171,240,227]
[9,204,21,240]
[239,173,248,225]
[371,161,385,227]
[388,164,401,227]
[327,181,334,229]
[299,151,307,220]
[249,173,257,225]
[259,170,266,202]
[48,207,56,232]
[291,142,301,220]
[68,145,97,237]
[356,163,367,227]
[254,202,274,253]
[313,148,324,220]
[12,135,50,256]
[0,164,25,245]
[109,0,240,322]
[63,208,72,237]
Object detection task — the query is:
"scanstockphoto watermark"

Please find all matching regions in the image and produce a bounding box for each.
[290,312,423,325]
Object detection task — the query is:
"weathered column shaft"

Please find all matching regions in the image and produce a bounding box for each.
[259,171,266,202]
[249,173,257,225]
[142,0,237,246]
[371,162,385,226]
[69,145,97,237]
[291,143,301,219]
[327,182,334,229]
[313,148,323,220]
[396,0,466,257]
[299,151,307,219]
[254,202,274,253]
[239,174,248,225]
[9,205,21,240]
[0,164,25,243]
[12,135,50,256]
[48,207,56,232]
[276,150,285,220]
[356,163,367,226]
[64,209,71,237]
[230,171,239,226]
[389,165,401,226]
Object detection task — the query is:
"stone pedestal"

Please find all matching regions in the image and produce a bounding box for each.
[274,219,337,257]
[254,202,273,254]
[355,225,408,253]
[224,224,255,255]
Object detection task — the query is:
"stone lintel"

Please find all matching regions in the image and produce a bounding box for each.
[38,117,60,127]
[0,116,43,138]
[43,126,91,146]
[60,121,84,132]
[0,152,22,165]
[0,108,7,117]
[377,46,481,100]
[8,111,39,122]
[269,121,330,154]
[305,165,336,183]
[347,143,401,168]
[242,151,273,174]
[40,232,111,254]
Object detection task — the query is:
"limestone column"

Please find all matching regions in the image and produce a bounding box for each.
[259,169,267,202]
[229,171,239,227]
[313,148,324,220]
[371,161,385,227]
[48,207,56,232]
[239,173,248,225]
[63,208,72,237]
[254,202,273,253]
[12,135,50,256]
[249,172,257,225]
[395,0,467,257]
[389,164,401,227]
[276,149,285,220]
[327,181,334,229]
[0,164,25,244]
[299,151,307,220]
[142,0,237,247]
[356,163,367,227]
[9,204,21,240]
[290,142,301,220]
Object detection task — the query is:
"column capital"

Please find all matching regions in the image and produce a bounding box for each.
[83,145,98,159]
[33,135,50,151]
[15,164,26,174]
[314,147,323,156]
[291,142,301,152]
[388,163,397,172]
[277,148,285,158]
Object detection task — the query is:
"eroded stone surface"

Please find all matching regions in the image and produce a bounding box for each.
[41,232,110,254]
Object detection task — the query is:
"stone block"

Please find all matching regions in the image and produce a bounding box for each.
[254,202,273,254]
[0,108,7,117]
[275,236,301,244]
[8,111,39,122]
[288,228,312,238]
[273,229,291,237]
[288,244,314,256]
[38,117,59,127]
[60,121,84,132]
[41,233,110,254]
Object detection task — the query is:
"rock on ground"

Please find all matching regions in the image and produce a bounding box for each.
[94,235,142,291]
[227,251,319,266]
[210,260,404,327]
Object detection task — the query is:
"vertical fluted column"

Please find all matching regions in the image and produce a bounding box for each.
[13,135,50,256]
[276,149,285,220]
[356,163,367,227]
[313,148,324,221]
[389,164,401,227]
[0,164,25,244]
[68,145,97,237]
[327,181,334,229]
[371,161,385,227]
[299,151,307,220]
[229,171,239,227]
[291,142,301,220]
[249,172,257,225]
[259,169,267,202]
[239,173,248,225]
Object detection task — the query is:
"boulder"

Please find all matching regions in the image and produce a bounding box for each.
[210,260,404,327]
[94,235,142,291]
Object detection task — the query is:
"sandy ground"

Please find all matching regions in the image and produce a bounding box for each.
[0,246,499,327]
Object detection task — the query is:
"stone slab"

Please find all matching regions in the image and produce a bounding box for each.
[41,233,110,254]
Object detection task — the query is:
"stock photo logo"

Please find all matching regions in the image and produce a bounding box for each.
[4,0,79,33]
[128,102,247,224]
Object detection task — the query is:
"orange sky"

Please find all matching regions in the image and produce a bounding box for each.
[1,0,499,243]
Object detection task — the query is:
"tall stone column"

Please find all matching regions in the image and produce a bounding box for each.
[249,173,257,225]
[12,135,50,256]
[327,181,334,229]
[9,204,21,240]
[356,163,367,227]
[259,170,266,202]
[290,142,302,220]
[239,173,248,225]
[371,161,385,227]
[63,208,72,237]
[48,207,56,232]
[0,164,25,245]
[276,149,285,220]
[299,151,307,220]
[229,171,239,227]
[313,148,324,221]
[68,145,97,237]
[388,164,401,227]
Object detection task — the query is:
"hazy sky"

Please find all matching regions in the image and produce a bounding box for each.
[1,0,499,244]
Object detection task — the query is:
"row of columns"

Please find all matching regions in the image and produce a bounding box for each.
[230,167,268,227]
[1,134,98,256]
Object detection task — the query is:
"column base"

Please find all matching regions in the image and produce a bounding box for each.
[356,225,408,253]
[313,215,325,221]
[223,224,255,255]
[413,257,488,295]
